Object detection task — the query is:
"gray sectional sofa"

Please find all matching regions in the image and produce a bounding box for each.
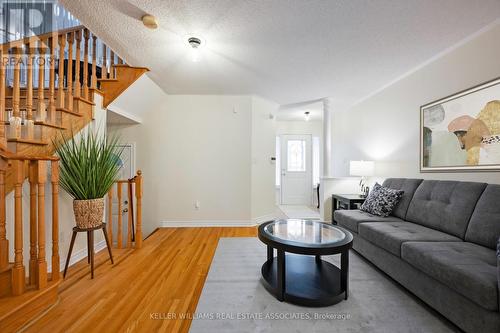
[333,178,500,333]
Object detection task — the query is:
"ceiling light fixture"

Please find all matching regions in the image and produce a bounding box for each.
[304,111,310,121]
[187,36,203,62]
[142,14,158,29]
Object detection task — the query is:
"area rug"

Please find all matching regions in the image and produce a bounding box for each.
[190,238,459,333]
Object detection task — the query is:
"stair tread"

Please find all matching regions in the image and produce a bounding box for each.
[34,121,66,129]
[73,96,95,106]
[112,64,149,70]
[7,138,49,145]
[56,107,83,117]
[0,263,13,274]
[98,78,119,82]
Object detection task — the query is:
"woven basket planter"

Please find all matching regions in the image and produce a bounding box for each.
[73,198,105,229]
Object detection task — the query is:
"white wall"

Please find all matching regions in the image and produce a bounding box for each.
[109,82,278,226]
[331,22,500,184]
[251,96,278,220]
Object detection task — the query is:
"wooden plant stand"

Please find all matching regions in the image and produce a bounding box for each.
[63,223,114,279]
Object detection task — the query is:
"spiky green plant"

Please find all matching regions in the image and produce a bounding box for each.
[53,129,124,200]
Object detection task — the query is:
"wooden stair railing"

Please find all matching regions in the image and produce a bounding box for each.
[107,170,143,249]
[0,24,147,192]
[0,152,61,332]
[0,150,60,290]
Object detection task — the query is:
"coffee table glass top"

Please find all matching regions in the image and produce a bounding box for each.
[263,219,346,245]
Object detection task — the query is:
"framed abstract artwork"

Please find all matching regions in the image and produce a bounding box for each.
[420,77,500,172]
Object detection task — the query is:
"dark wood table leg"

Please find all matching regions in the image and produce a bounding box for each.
[317,184,320,209]
[63,230,77,278]
[277,250,285,301]
[102,224,114,264]
[341,250,349,300]
[87,230,91,263]
[315,255,321,263]
[332,197,338,224]
[267,245,273,262]
[89,230,94,279]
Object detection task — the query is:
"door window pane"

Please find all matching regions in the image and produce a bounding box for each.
[287,140,306,172]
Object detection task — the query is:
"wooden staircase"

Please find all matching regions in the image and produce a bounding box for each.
[0,24,148,332]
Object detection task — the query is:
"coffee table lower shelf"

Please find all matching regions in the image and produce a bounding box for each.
[261,254,346,307]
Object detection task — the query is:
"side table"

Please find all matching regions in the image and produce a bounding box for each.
[331,194,367,225]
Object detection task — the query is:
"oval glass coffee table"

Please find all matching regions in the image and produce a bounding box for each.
[258,219,353,307]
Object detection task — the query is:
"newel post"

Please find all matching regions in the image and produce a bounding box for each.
[51,160,60,281]
[36,160,48,289]
[135,171,143,248]
[0,158,8,270]
[28,161,38,285]
[12,160,25,295]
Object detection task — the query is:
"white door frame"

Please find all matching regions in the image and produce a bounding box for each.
[280,134,313,205]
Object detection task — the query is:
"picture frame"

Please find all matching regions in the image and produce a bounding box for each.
[420,77,500,172]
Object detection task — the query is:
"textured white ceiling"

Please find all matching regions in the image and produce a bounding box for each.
[60,0,500,106]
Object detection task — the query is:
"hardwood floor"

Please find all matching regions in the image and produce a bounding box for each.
[24,227,257,333]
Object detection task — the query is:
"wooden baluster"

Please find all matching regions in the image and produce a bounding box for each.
[91,35,97,90]
[117,183,122,249]
[0,46,6,147]
[48,36,56,123]
[83,29,89,100]
[110,50,115,79]
[102,44,107,79]
[108,185,113,246]
[0,159,7,270]
[51,160,60,281]
[37,39,47,122]
[127,181,132,248]
[57,34,66,109]
[74,30,81,99]
[10,47,22,139]
[135,171,143,248]
[12,160,25,295]
[65,32,74,111]
[117,56,124,65]
[36,161,47,289]
[28,161,38,285]
[25,41,34,138]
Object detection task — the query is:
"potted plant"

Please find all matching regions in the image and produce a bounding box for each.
[54,129,123,229]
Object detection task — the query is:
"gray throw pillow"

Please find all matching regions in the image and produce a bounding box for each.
[360,183,404,217]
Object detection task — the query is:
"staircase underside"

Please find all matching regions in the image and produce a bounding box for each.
[99,65,149,107]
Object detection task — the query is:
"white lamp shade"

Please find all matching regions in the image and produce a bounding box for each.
[350,160,375,177]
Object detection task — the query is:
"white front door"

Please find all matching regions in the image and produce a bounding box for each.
[280,134,312,205]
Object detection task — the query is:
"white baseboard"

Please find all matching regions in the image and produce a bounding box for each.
[160,210,286,228]
[46,240,107,273]
[160,220,254,227]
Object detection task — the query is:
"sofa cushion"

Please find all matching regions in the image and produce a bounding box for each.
[405,180,487,238]
[358,221,461,257]
[465,184,500,249]
[382,178,423,219]
[334,209,403,233]
[401,241,498,311]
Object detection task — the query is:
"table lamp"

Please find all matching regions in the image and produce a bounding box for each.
[350,160,374,197]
